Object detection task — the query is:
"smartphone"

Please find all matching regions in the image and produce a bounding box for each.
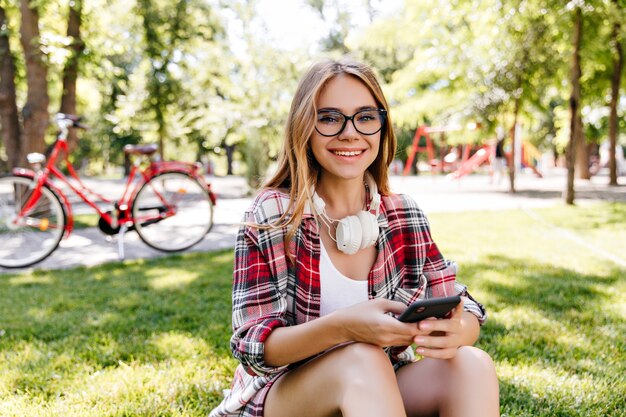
[396,295,461,323]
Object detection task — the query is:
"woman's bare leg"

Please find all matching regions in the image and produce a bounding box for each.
[264,343,407,417]
[396,346,499,417]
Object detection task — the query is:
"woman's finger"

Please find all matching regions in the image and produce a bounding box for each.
[418,317,461,334]
[416,346,458,360]
[376,298,410,315]
[414,333,457,349]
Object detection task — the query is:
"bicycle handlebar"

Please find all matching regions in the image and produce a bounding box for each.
[56,113,89,130]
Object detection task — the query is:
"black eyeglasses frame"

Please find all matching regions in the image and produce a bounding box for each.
[314,108,387,137]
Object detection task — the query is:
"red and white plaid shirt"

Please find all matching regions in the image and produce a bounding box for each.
[209,189,486,417]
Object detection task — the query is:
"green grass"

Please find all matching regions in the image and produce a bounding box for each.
[72,213,100,229]
[0,252,236,416]
[1,202,625,416]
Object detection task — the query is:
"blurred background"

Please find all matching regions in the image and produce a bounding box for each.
[1,0,624,191]
[1,2,625,415]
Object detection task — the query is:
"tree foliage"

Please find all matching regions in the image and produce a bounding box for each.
[0,0,623,192]
[350,0,625,195]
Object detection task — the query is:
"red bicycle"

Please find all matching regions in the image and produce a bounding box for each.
[0,113,216,268]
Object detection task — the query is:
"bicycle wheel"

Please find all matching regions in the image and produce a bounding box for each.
[132,172,213,252]
[0,176,66,268]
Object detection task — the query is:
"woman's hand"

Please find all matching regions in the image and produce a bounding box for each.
[412,299,479,359]
[332,298,423,347]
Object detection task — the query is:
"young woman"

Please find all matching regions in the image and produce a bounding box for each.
[210,58,499,417]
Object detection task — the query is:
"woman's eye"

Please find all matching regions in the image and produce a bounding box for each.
[318,113,341,124]
[357,112,376,122]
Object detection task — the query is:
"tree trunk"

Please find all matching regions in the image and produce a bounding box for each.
[59,0,84,154]
[0,6,22,170]
[565,6,583,205]
[508,98,520,193]
[157,107,166,160]
[608,0,623,186]
[575,115,589,179]
[19,0,49,158]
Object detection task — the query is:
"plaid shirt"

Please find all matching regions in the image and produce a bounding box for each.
[209,189,486,417]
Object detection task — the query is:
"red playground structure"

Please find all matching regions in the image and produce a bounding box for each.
[446,145,491,179]
[403,124,482,176]
[402,124,542,179]
[403,125,451,175]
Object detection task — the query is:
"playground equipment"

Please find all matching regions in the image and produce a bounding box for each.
[447,146,492,179]
[403,125,441,175]
[403,123,482,175]
[403,123,544,179]
[445,140,543,179]
[403,123,480,175]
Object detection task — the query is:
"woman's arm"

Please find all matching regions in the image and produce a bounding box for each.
[230,206,292,376]
[232,210,415,373]
[264,298,422,367]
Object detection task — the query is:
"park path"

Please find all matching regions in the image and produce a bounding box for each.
[2,169,624,274]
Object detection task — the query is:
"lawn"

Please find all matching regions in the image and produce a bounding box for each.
[1,202,624,416]
[72,213,101,229]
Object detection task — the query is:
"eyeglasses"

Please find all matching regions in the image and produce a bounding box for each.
[315,108,387,137]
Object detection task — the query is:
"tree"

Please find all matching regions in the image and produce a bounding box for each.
[565,3,583,205]
[0,0,85,170]
[607,0,624,186]
[0,0,50,169]
[472,1,572,192]
[305,0,351,53]
[19,0,49,157]
[58,0,84,153]
[133,0,227,162]
[135,0,185,161]
[172,0,304,181]
[353,1,490,133]
[0,4,21,169]
[353,0,568,187]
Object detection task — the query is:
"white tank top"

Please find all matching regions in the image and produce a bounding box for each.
[319,238,369,317]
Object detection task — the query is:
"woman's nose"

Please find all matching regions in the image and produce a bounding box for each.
[338,119,359,140]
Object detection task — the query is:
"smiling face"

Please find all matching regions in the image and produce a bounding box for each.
[310,74,382,183]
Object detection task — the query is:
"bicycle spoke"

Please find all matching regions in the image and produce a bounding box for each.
[0,176,65,268]
[132,172,213,252]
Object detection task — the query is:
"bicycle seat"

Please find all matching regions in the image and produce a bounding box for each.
[123,144,158,156]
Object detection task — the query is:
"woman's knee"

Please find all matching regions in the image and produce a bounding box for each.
[327,342,395,384]
[397,347,498,416]
[338,342,390,364]
[457,345,494,363]
[329,343,405,414]
[450,346,497,378]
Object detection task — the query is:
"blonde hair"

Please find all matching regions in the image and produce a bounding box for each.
[262,58,397,256]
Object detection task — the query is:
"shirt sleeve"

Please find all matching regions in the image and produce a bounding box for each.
[229,212,290,377]
[455,282,488,324]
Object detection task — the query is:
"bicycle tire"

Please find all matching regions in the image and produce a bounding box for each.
[132,171,214,252]
[0,175,66,268]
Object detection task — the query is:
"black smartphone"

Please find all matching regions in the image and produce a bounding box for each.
[396,295,461,323]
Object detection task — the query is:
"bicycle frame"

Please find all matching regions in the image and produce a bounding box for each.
[12,166,75,235]
[12,137,127,238]
[12,123,216,240]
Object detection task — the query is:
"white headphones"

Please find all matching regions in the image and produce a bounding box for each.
[312,172,381,255]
